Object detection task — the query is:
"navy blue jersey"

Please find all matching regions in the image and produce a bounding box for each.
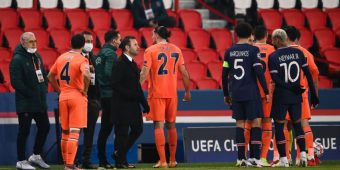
[222,43,268,101]
[268,47,308,104]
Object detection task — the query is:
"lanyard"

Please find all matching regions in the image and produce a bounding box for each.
[142,0,151,9]
[32,55,40,70]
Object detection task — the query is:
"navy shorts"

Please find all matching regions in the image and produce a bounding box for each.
[271,102,302,121]
[231,99,263,120]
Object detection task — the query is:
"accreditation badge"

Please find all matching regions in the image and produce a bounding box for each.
[36,69,45,83]
[90,73,95,85]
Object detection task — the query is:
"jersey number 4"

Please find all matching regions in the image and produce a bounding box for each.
[60,62,70,84]
[158,52,179,75]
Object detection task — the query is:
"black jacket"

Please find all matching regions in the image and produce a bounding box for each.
[111,54,147,124]
[131,0,168,28]
[84,51,100,101]
[9,45,48,113]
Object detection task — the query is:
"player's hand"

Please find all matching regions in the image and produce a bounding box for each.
[183,91,191,102]
[224,96,232,105]
[311,92,319,109]
[291,85,306,94]
[265,94,270,103]
[89,65,95,73]
[81,90,88,97]
[142,102,150,114]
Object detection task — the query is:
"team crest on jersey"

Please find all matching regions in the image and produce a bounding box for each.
[257,53,261,59]
[95,57,102,65]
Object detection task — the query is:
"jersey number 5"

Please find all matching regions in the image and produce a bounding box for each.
[158,52,179,75]
[60,62,70,84]
[234,59,245,80]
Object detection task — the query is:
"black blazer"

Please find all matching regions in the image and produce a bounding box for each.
[111,54,147,124]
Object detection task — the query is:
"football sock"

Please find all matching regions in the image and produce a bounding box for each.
[250,127,262,159]
[236,127,246,160]
[167,128,177,162]
[304,126,315,159]
[66,131,79,166]
[244,122,251,157]
[293,122,306,153]
[274,122,286,157]
[273,136,280,161]
[261,122,272,159]
[155,128,166,163]
[61,132,69,164]
[284,126,291,160]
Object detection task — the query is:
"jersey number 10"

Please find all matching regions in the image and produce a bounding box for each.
[280,61,300,83]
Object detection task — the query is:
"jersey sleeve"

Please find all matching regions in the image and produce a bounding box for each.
[80,58,90,75]
[268,54,278,74]
[222,50,230,68]
[306,51,319,79]
[144,48,153,68]
[252,47,262,67]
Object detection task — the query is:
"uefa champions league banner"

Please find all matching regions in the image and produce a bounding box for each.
[183,126,340,163]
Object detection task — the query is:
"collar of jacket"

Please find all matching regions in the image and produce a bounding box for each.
[103,43,118,51]
[14,44,34,57]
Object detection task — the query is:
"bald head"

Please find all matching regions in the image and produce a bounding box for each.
[20,32,37,51]
[271,29,288,48]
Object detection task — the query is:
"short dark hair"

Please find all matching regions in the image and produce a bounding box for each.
[71,34,85,49]
[81,31,92,36]
[235,22,253,39]
[254,25,268,40]
[104,30,119,43]
[154,26,171,39]
[283,26,300,41]
[120,36,136,52]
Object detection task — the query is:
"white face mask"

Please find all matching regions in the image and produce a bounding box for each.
[27,48,37,54]
[84,43,93,53]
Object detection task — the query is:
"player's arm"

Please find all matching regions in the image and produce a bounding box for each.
[47,63,60,94]
[179,64,191,102]
[140,49,152,84]
[307,53,320,96]
[81,62,91,96]
[253,52,269,96]
[140,66,150,84]
[301,57,319,108]
[222,53,231,105]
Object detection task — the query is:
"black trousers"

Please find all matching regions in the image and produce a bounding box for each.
[114,119,143,164]
[81,99,100,164]
[97,98,114,164]
[17,112,50,161]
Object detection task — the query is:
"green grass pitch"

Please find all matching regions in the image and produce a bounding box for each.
[1,161,340,169]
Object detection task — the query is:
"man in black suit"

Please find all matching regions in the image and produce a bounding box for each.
[111,36,149,168]
[80,31,101,169]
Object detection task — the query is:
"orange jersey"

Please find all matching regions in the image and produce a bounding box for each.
[291,45,319,98]
[144,42,184,98]
[50,51,89,101]
[254,43,275,98]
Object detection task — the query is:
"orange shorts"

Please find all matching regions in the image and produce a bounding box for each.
[285,97,310,120]
[59,98,88,130]
[146,98,177,122]
[262,97,272,118]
